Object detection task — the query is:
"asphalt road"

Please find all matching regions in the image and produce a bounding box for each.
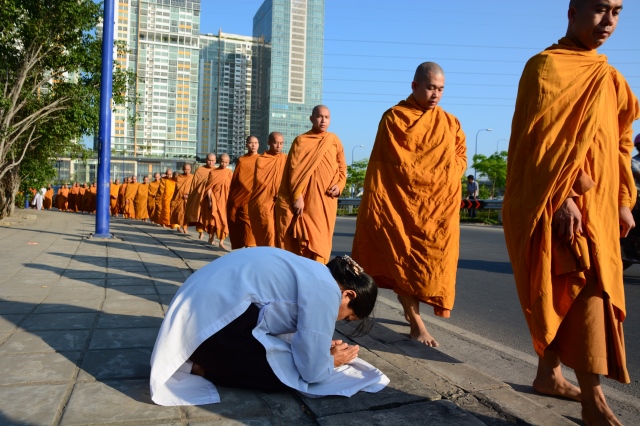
[331,216,640,399]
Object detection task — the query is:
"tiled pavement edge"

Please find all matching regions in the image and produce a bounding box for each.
[0,210,615,425]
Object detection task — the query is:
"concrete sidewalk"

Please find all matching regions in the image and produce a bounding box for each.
[0,210,585,425]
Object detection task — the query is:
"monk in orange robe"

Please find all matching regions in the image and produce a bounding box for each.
[123,176,140,219]
[249,132,287,247]
[78,183,87,213]
[110,179,120,216]
[352,62,466,347]
[170,164,194,233]
[275,105,347,263]
[502,2,638,424]
[227,136,260,249]
[200,154,232,249]
[185,153,217,239]
[85,182,97,214]
[157,169,176,227]
[148,173,161,222]
[117,178,128,218]
[134,176,150,221]
[69,183,80,212]
[43,185,54,210]
[57,184,69,211]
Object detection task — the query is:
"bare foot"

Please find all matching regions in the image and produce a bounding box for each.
[581,403,622,426]
[533,375,581,402]
[219,241,227,250]
[190,362,205,377]
[396,294,412,323]
[409,327,439,347]
[576,371,621,426]
[397,293,439,347]
[182,227,188,235]
[207,234,214,244]
[198,232,204,240]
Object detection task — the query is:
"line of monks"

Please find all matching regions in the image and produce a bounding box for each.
[53,183,98,213]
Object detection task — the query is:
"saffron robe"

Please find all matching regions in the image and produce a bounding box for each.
[84,186,97,214]
[185,165,214,229]
[110,183,120,215]
[199,168,232,240]
[57,187,69,211]
[134,183,150,220]
[43,188,54,210]
[69,186,80,212]
[352,95,467,317]
[249,152,287,247]
[275,131,347,263]
[123,182,140,219]
[158,178,177,226]
[78,187,86,212]
[170,173,194,228]
[502,38,639,382]
[227,153,260,249]
[117,183,127,216]
[148,180,161,221]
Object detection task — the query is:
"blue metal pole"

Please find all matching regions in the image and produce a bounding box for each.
[94,0,115,238]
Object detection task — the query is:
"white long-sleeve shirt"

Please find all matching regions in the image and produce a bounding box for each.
[150,247,387,406]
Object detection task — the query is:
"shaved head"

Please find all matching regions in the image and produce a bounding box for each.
[220,153,230,162]
[206,153,216,161]
[268,131,283,143]
[311,105,329,117]
[413,62,444,83]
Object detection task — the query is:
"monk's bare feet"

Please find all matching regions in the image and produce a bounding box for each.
[190,362,205,377]
[397,293,439,347]
[207,234,214,244]
[219,241,227,250]
[581,403,622,426]
[576,371,621,426]
[533,375,581,402]
[198,232,204,240]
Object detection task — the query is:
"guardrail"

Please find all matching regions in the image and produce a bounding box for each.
[339,198,504,210]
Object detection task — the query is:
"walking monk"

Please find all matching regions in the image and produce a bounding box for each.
[352,62,467,347]
[275,105,347,263]
[57,184,69,211]
[135,176,150,221]
[249,132,287,247]
[185,153,217,239]
[170,164,194,233]
[148,173,161,222]
[157,169,176,227]
[116,178,128,218]
[123,176,139,219]
[43,185,54,210]
[502,1,638,424]
[200,154,232,249]
[110,179,120,216]
[227,136,260,248]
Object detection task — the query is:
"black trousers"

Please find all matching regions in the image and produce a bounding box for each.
[189,304,288,392]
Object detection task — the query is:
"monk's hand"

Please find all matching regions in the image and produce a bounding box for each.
[620,206,635,238]
[293,196,304,215]
[326,185,340,198]
[553,198,582,241]
[331,342,359,367]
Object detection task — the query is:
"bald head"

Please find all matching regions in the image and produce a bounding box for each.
[413,62,444,84]
[268,132,284,154]
[310,105,330,133]
[219,153,230,169]
[566,0,622,50]
[411,62,445,110]
[246,135,259,154]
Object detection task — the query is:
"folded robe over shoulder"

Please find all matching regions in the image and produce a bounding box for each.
[249,152,287,247]
[502,38,640,365]
[200,168,232,240]
[352,95,467,316]
[185,165,214,227]
[170,173,194,227]
[227,153,260,248]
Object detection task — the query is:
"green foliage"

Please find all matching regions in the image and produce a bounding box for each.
[472,151,508,198]
[341,158,368,197]
[478,184,491,200]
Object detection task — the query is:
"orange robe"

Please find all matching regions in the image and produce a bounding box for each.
[85,186,97,213]
[249,152,287,247]
[78,187,86,212]
[199,169,232,240]
[148,180,161,221]
[57,188,69,211]
[170,173,194,228]
[117,183,127,216]
[43,188,54,210]
[275,131,347,263]
[158,178,176,226]
[110,184,120,215]
[69,186,80,212]
[185,165,214,231]
[134,183,149,220]
[123,182,139,218]
[502,38,639,382]
[227,153,260,249]
[352,94,467,317]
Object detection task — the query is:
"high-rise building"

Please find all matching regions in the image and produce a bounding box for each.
[197,32,258,159]
[110,0,201,158]
[251,0,324,152]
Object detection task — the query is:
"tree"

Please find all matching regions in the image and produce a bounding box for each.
[0,0,136,218]
[341,158,368,198]
[472,151,508,198]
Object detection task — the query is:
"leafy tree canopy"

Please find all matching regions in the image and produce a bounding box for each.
[341,158,368,198]
[472,151,508,198]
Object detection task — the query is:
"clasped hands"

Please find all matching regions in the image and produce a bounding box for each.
[330,339,359,368]
[553,198,634,240]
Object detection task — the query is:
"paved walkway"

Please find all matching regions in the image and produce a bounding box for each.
[0,210,591,425]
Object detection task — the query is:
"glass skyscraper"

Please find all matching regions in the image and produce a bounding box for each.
[251,0,324,152]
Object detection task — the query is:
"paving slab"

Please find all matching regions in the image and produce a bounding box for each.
[0,314,27,332]
[0,300,37,315]
[19,312,97,331]
[0,383,68,426]
[0,351,80,385]
[476,388,575,426]
[79,348,152,380]
[89,327,158,350]
[0,330,89,354]
[96,312,164,329]
[34,299,103,313]
[106,277,156,286]
[101,298,163,315]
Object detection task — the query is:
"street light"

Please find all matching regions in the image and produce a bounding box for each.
[496,138,508,153]
[351,144,365,165]
[474,128,492,179]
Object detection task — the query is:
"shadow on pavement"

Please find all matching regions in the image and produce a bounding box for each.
[458,259,513,275]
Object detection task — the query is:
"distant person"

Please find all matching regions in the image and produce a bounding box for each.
[227,136,260,249]
[123,176,139,219]
[135,176,150,221]
[352,62,467,347]
[249,132,287,247]
[157,169,176,227]
[275,105,347,263]
[200,154,232,249]
[148,173,162,223]
[171,164,194,233]
[57,184,69,211]
[466,175,479,218]
[502,1,638,424]
[43,185,54,210]
[185,154,217,239]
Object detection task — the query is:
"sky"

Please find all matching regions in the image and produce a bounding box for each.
[199,0,640,172]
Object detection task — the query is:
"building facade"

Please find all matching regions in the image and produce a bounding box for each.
[198,32,258,159]
[111,0,201,158]
[251,0,324,152]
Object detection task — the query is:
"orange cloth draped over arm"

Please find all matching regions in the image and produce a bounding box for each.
[199,169,232,240]
[275,131,347,262]
[170,173,194,228]
[147,181,160,221]
[134,183,149,220]
[109,184,120,215]
[227,153,260,249]
[185,166,212,228]
[158,178,176,226]
[352,95,467,317]
[249,152,287,247]
[502,39,640,362]
[43,189,54,210]
[123,183,139,218]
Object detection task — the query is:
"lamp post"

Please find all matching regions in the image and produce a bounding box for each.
[351,144,365,165]
[474,128,492,179]
[496,138,508,153]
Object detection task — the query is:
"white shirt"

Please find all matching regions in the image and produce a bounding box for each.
[150,247,388,406]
